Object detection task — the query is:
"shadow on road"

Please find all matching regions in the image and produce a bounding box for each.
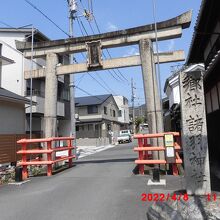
[75,157,136,165]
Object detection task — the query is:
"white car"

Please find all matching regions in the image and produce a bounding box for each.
[119,130,131,136]
[117,134,132,144]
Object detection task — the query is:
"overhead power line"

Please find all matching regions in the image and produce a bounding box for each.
[93,16,129,83]
[75,85,104,101]
[76,12,121,83]
[78,0,128,84]
[76,17,88,35]
[25,0,116,95]
[24,0,70,37]
[79,49,116,94]
[0,20,44,68]
[73,48,116,94]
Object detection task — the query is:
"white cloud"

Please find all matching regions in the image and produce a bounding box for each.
[167,39,175,51]
[123,47,140,57]
[106,22,118,31]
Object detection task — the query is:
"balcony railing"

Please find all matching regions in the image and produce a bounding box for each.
[25,90,45,98]
[25,89,70,102]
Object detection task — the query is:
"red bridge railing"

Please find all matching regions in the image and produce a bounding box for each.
[134,132,182,175]
[17,137,75,180]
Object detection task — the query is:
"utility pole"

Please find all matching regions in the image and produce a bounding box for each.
[131,78,136,134]
[30,25,34,139]
[67,0,77,140]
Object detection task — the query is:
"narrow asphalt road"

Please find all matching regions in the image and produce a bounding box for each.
[0,144,150,220]
[0,142,184,220]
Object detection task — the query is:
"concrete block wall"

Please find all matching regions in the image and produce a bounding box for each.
[76,137,110,147]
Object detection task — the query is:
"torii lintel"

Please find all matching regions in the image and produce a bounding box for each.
[16,10,192,59]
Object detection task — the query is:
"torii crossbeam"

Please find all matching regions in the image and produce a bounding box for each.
[16,10,192,145]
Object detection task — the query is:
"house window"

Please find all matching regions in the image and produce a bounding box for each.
[118,110,122,117]
[107,124,111,131]
[88,124,93,130]
[95,124,99,130]
[88,105,98,114]
[79,125,84,131]
[110,109,112,116]
[104,106,107,115]
[113,110,116,117]
[76,126,79,131]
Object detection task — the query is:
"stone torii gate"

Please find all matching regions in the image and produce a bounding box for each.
[16,11,192,141]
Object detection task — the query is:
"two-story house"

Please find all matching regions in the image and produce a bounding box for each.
[75,94,120,146]
[0,52,33,165]
[0,28,71,137]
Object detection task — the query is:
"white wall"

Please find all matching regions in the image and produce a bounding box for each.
[0,100,25,134]
[166,75,180,108]
[0,33,25,96]
[113,96,129,124]
[0,32,46,96]
[165,64,205,109]
[169,85,180,107]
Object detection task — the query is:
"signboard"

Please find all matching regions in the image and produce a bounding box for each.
[86,40,103,69]
[164,134,174,147]
[164,134,175,163]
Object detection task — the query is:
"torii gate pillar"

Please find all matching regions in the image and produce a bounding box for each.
[44,53,58,138]
[139,39,164,158]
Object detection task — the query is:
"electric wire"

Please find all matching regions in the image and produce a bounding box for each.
[24,0,70,37]
[78,0,127,83]
[24,1,114,95]
[75,85,105,101]
[75,17,117,94]
[76,17,88,35]
[93,15,129,83]
[0,20,44,68]
[73,50,115,94]
[77,13,123,83]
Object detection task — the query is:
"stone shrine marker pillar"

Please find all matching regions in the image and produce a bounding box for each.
[179,70,211,195]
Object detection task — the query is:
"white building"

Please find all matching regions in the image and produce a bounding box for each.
[164,64,204,108]
[164,64,204,131]
[113,96,129,129]
[0,28,71,137]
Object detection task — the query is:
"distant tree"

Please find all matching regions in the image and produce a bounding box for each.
[135,116,145,133]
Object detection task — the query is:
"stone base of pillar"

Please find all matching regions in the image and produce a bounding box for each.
[147,179,166,186]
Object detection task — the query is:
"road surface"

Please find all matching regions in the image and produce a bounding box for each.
[0,142,184,220]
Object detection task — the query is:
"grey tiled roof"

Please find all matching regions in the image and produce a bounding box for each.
[75,94,112,106]
[0,87,30,103]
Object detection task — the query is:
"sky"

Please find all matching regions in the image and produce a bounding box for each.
[0,0,201,106]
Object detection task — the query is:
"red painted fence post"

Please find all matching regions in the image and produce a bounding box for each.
[138,138,144,175]
[21,142,28,180]
[143,138,149,160]
[68,139,73,168]
[47,140,52,176]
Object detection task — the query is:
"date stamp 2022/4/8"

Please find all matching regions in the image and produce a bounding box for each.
[141,193,218,202]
